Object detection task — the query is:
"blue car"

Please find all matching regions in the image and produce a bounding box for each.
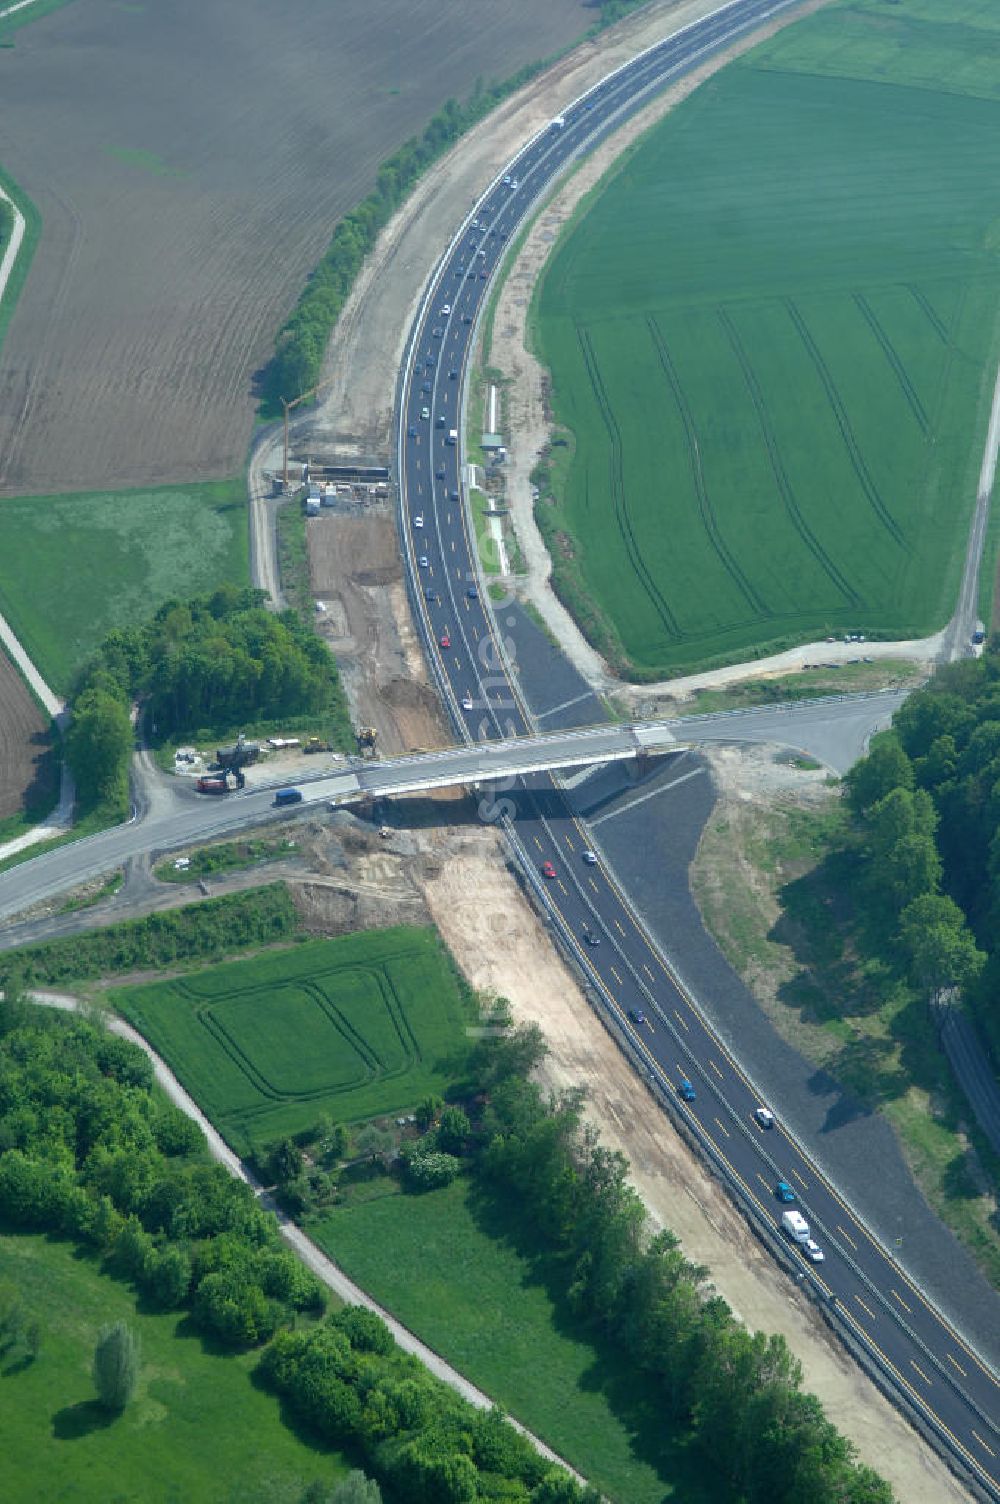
[678,1078,696,1103]
[775,1181,796,1204]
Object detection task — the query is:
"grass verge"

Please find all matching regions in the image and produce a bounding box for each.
[154,835,301,884]
[0,1228,348,1503]
[309,1175,713,1504]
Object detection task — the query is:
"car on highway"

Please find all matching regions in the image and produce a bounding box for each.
[407,425,417,438]
[450,489,460,501]
[803,1239,825,1264]
[775,1181,796,1204]
[436,465,446,478]
[628,1008,647,1027]
[754,1106,775,1129]
[582,849,597,865]
[466,586,478,600]
[420,406,430,420]
[418,554,429,568]
[502,174,512,186]
[461,693,474,711]
[432,326,443,338]
[424,588,437,603]
[439,631,451,649]
[421,380,431,393]
[678,1078,696,1102]
[413,515,424,529]
[541,860,556,879]
[583,930,600,947]
[440,303,451,316]
[449,369,458,380]
[462,313,473,324]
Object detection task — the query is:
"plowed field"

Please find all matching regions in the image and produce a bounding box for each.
[0,649,54,824]
[0,0,589,495]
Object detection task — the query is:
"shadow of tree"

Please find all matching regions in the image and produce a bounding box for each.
[462,1175,715,1504]
[52,1400,117,1440]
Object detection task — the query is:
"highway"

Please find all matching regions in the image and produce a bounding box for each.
[393,0,1000,1493]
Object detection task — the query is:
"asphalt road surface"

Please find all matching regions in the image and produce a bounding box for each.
[392,0,1000,1492]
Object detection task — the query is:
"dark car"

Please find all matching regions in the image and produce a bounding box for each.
[466,586,478,600]
[449,369,459,380]
[424,588,437,603]
[628,1008,647,1027]
[407,425,417,438]
[678,1078,696,1102]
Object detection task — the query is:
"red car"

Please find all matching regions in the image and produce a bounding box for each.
[541,861,556,879]
[440,632,451,649]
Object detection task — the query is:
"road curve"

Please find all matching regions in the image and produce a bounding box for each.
[393,0,1000,1495]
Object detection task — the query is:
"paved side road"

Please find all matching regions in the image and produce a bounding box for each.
[23,990,585,1486]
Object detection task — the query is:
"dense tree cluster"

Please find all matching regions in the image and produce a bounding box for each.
[847,652,1000,1047]
[66,585,352,815]
[261,1306,600,1504]
[0,1004,324,1347]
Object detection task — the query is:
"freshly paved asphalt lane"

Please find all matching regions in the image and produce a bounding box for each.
[393,0,1000,1492]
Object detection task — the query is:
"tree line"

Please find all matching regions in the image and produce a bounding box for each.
[0,883,298,989]
[845,649,1000,1055]
[66,585,353,818]
[260,0,651,413]
[261,1005,894,1502]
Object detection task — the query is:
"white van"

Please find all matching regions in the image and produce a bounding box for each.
[781,1209,810,1244]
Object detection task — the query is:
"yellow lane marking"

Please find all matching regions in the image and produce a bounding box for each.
[533,836,542,851]
[610,966,624,986]
[589,878,599,894]
[674,1010,689,1032]
[891,1288,912,1314]
[791,1169,809,1190]
[557,880,568,897]
[854,1295,878,1323]
[973,1432,996,1459]
[836,1225,857,1252]
[615,919,626,937]
[714,1117,730,1139]
[564,833,575,850]
[909,1360,932,1387]
[709,1059,724,1081]
[947,1353,967,1378]
[643,964,655,981]
[756,1172,771,1192]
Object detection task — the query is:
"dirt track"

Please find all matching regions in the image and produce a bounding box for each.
[0,0,589,495]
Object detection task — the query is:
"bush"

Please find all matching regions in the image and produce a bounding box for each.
[404,1151,461,1192]
[92,1320,141,1411]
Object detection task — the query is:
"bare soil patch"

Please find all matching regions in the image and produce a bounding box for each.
[0,0,588,495]
[0,648,55,821]
[307,508,450,756]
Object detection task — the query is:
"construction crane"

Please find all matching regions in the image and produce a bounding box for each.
[281,372,338,488]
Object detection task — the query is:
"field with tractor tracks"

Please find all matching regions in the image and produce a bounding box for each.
[112,927,476,1156]
[533,0,1000,678]
[0,0,590,497]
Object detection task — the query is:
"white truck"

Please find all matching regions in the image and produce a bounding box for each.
[446,428,458,446]
[781,1209,810,1244]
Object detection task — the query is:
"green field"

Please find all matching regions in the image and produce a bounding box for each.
[113,928,476,1155]
[0,479,249,692]
[311,1177,712,1504]
[0,1229,348,1503]
[533,0,1000,678]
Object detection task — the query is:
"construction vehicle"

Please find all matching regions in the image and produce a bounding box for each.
[303,737,332,754]
[356,727,378,750]
[196,773,233,795]
[216,731,260,769]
